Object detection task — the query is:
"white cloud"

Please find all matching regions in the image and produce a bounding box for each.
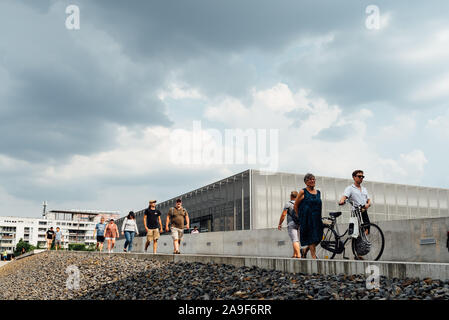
[378,115,416,140]
[203,83,427,185]
[427,110,449,136]
[411,73,449,101]
[158,83,204,100]
[204,97,250,124]
[252,83,296,112]
[401,29,449,63]
[380,11,392,30]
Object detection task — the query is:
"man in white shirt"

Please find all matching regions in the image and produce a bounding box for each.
[339,170,372,235]
[191,226,200,234]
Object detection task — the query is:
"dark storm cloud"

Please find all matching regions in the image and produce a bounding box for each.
[2,0,449,216]
[0,0,171,162]
[79,0,362,98]
[77,0,449,110]
[2,0,365,163]
[83,0,358,53]
[279,1,449,109]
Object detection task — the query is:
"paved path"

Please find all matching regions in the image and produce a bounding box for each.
[0,261,10,268]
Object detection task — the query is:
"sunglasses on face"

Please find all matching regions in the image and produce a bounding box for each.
[356,175,365,178]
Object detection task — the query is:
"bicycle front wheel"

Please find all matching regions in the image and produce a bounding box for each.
[316,226,338,259]
[352,223,385,261]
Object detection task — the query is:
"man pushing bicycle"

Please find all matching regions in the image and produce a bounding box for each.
[338,170,372,236]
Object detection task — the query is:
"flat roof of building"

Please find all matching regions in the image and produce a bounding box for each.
[48,210,120,215]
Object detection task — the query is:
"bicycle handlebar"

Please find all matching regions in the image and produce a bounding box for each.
[339,199,366,210]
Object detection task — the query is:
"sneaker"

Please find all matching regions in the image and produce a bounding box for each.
[123,248,127,252]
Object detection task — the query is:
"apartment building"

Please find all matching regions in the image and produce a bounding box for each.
[0,209,120,254]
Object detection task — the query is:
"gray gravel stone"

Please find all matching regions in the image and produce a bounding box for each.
[0,251,448,300]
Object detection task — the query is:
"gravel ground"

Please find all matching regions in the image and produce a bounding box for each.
[0,251,448,300]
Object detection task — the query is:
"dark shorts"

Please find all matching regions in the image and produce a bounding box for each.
[96,236,105,243]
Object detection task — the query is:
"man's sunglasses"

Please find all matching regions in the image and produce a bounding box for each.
[356,175,365,178]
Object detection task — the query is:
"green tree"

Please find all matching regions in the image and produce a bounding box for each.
[14,238,35,256]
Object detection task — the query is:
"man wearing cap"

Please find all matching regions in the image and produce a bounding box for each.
[144,200,163,253]
[166,198,190,254]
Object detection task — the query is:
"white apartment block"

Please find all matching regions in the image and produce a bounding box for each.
[0,209,120,254]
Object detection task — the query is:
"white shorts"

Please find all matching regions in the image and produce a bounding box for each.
[287,222,307,248]
[171,227,184,241]
[287,222,300,243]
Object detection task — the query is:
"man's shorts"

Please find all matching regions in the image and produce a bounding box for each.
[96,235,105,243]
[287,222,300,243]
[171,227,184,241]
[146,228,160,242]
[55,240,62,246]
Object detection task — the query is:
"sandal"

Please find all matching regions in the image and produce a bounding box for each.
[301,248,309,258]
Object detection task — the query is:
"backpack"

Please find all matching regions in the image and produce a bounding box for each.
[286,200,300,225]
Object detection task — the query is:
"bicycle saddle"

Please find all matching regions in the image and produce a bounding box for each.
[329,211,342,218]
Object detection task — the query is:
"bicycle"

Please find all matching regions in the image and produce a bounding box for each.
[315,200,385,261]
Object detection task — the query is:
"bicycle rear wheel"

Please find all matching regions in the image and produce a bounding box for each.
[352,223,385,261]
[316,226,338,259]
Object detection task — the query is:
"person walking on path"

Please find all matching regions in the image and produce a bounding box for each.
[294,173,323,259]
[278,191,305,258]
[2,251,7,261]
[122,211,139,253]
[144,200,163,253]
[54,227,63,251]
[104,219,119,253]
[339,170,372,236]
[165,198,190,254]
[94,216,107,252]
[46,227,55,250]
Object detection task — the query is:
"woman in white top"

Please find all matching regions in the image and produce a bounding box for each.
[121,211,139,252]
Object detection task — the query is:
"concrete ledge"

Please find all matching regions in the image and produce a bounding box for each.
[15,249,46,260]
[114,217,449,263]
[52,251,449,280]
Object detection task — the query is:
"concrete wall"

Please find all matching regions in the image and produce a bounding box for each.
[115,217,449,263]
[60,251,449,281]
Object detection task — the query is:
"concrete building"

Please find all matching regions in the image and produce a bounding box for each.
[0,209,120,254]
[116,169,449,235]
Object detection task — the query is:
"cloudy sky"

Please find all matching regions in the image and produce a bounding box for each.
[1,0,449,218]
